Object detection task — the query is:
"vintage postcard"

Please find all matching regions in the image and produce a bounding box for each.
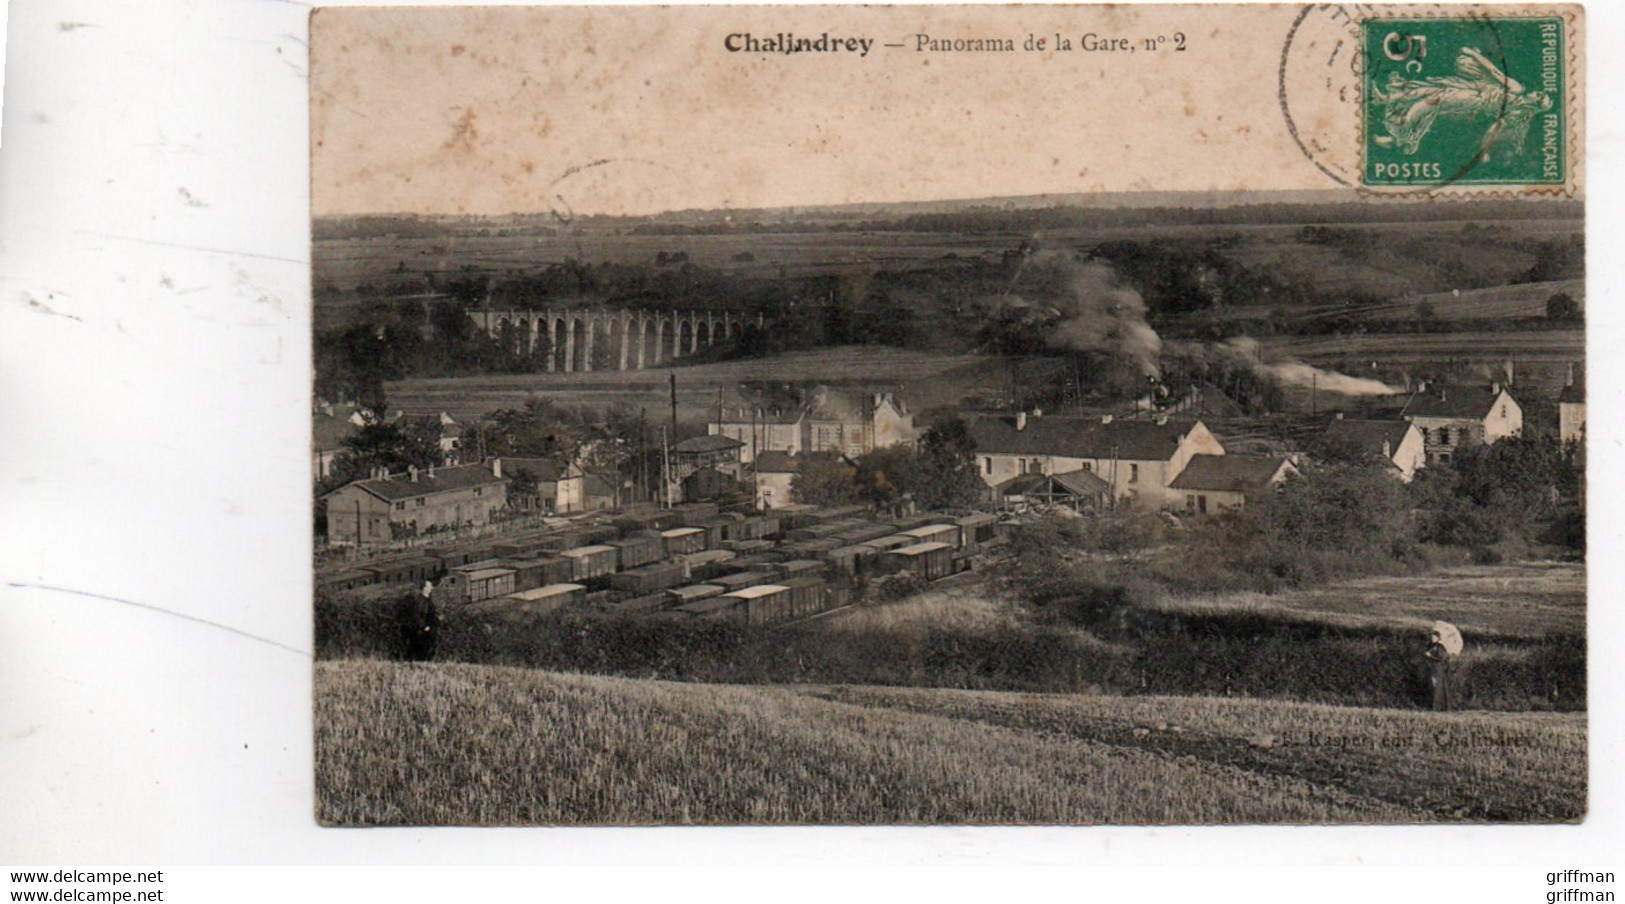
[310,4,1585,826]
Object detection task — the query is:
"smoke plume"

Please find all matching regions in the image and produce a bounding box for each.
[1211,337,1402,397]
[1003,251,1163,376]
[1000,250,1401,398]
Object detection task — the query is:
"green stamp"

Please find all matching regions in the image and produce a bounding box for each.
[1362,16,1564,187]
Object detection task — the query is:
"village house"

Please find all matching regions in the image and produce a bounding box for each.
[965,412,1226,509]
[669,435,746,503]
[752,450,800,510]
[492,457,586,514]
[709,389,918,463]
[803,389,919,459]
[312,406,361,481]
[1559,366,1585,445]
[1399,382,1522,464]
[709,408,805,463]
[1168,454,1297,514]
[322,460,509,547]
[1322,416,1428,481]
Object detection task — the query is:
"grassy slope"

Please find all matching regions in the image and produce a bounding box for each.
[1143,562,1585,641]
[315,660,1584,827]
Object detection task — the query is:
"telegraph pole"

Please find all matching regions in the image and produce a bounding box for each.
[669,371,679,439]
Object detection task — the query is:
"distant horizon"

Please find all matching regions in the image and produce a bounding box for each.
[312,187,1584,223]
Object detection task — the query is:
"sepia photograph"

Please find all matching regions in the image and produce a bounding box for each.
[307,4,1585,827]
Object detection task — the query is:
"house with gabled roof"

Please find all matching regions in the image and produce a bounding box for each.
[1169,454,1297,514]
[1559,366,1585,445]
[1399,382,1521,464]
[322,461,509,546]
[965,411,1225,509]
[1322,417,1427,482]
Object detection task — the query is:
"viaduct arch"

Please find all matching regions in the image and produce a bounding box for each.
[470,308,757,373]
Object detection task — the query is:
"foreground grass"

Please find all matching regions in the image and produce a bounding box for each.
[1143,562,1584,641]
[315,661,1584,826]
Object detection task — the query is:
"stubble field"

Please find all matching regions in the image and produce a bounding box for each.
[314,660,1585,826]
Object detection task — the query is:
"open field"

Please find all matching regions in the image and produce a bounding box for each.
[1144,562,1584,642]
[385,346,1012,422]
[314,660,1585,826]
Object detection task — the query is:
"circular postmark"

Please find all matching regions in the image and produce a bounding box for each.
[1279,5,1538,194]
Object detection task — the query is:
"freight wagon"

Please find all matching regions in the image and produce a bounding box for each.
[607,561,687,595]
[666,583,725,605]
[500,556,573,593]
[560,545,619,582]
[955,513,1001,553]
[673,549,736,582]
[424,544,495,571]
[776,575,829,619]
[823,544,878,576]
[607,532,666,570]
[779,537,845,558]
[725,515,781,543]
[864,534,917,552]
[660,526,708,556]
[674,595,744,620]
[719,584,794,626]
[499,583,586,611]
[772,504,820,531]
[439,565,518,603]
[613,509,683,534]
[671,501,721,526]
[831,522,895,545]
[806,504,871,523]
[770,559,825,580]
[612,593,674,615]
[697,516,742,549]
[899,523,962,550]
[319,568,377,595]
[361,555,439,587]
[710,570,778,593]
[721,538,775,556]
[882,542,957,581]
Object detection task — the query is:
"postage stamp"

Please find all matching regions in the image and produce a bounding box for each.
[1362,16,1566,187]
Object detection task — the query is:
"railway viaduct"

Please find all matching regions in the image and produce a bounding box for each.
[469,308,758,373]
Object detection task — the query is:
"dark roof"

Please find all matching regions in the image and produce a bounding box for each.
[328,462,507,502]
[966,414,1203,461]
[313,413,357,451]
[997,468,1112,498]
[673,435,745,454]
[754,451,800,473]
[1170,454,1292,493]
[583,473,616,497]
[1323,419,1414,457]
[496,457,566,483]
[1559,377,1585,404]
[1401,385,1508,420]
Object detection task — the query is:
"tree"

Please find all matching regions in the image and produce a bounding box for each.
[854,445,920,514]
[913,419,988,511]
[1545,293,1581,322]
[790,454,859,507]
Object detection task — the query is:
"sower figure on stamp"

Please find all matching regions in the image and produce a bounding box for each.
[1425,621,1464,711]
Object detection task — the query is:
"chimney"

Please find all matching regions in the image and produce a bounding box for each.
[1503,359,1514,386]
[1417,380,1427,394]
[1491,381,1501,396]
[1438,388,1447,401]
[1101,414,1113,425]
[1016,411,1028,431]
[1334,411,1345,420]
[1032,408,1043,418]
[1566,363,1575,388]
[1155,414,1168,426]
[428,465,436,479]
[492,458,502,479]
[1382,440,1392,459]
[409,465,419,483]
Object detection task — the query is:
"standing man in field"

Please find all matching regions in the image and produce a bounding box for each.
[1425,621,1464,711]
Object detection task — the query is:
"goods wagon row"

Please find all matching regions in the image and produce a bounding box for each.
[319,504,1009,599]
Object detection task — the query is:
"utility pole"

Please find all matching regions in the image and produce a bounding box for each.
[669,371,679,440]
[638,407,648,503]
[660,425,673,508]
